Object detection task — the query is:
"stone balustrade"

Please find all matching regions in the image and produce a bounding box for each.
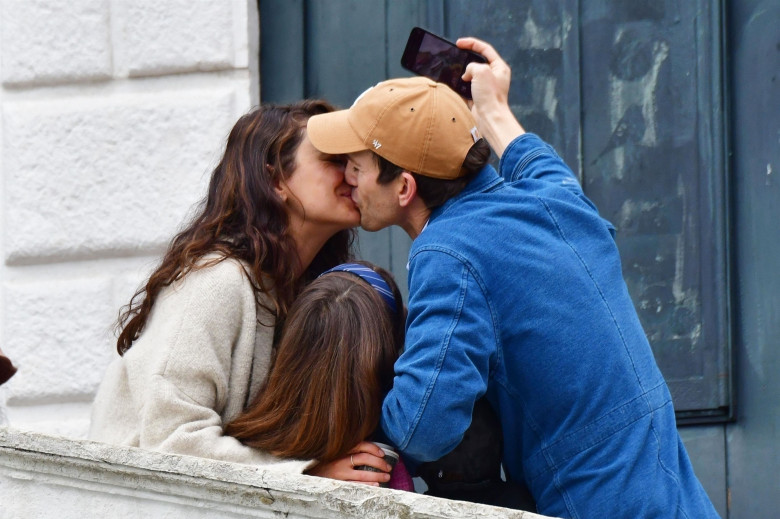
[0,427,554,519]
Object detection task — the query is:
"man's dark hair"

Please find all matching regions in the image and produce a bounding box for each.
[375,138,492,210]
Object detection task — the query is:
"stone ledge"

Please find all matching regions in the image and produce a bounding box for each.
[0,428,554,519]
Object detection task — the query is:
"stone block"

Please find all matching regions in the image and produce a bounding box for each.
[5,402,92,439]
[113,0,245,76]
[0,0,112,85]
[2,87,243,263]
[2,276,115,404]
[0,388,9,426]
[112,264,155,314]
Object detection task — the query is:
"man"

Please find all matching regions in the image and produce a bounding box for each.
[307,38,718,518]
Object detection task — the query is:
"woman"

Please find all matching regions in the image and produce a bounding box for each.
[90,101,388,481]
[226,261,412,488]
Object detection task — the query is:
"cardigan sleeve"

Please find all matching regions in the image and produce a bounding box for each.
[94,259,313,473]
[143,372,313,472]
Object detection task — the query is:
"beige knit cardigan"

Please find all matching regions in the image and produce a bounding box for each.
[90,257,313,473]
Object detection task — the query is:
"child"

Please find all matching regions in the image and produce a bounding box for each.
[225,262,413,489]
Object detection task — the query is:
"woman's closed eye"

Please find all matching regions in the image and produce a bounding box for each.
[322,154,346,167]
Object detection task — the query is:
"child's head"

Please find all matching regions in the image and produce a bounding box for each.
[225,261,404,463]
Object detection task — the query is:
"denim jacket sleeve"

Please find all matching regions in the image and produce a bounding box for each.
[499,133,580,187]
[501,133,616,237]
[380,248,494,463]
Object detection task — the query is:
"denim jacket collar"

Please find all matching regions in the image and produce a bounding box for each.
[428,164,502,224]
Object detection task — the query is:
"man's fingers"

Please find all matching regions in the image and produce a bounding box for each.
[457,36,501,63]
[462,61,491,82]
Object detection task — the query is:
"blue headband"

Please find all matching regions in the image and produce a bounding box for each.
[319,263,397,314]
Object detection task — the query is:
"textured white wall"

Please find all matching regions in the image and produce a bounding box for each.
[0,0,259,438]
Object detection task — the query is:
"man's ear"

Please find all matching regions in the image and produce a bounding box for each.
[397,171,418,208]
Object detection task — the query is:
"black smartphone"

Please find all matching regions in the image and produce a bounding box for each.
[401,27,487,99]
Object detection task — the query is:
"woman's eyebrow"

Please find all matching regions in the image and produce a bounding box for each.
[319,152,343,161]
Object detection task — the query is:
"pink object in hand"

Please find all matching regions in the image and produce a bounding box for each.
[388,457,415,491]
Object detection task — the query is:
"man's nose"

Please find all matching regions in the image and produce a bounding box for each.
[344,163,357,186]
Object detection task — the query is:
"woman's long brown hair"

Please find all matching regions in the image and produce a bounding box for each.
[116,100,355,355]
[224,263,405,464]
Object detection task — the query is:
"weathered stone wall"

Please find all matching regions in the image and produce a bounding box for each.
[0,0,258,436]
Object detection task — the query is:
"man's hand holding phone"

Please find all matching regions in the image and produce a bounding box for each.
[401,28,525,157]
[401,27,486,99]
[457,37,525,157]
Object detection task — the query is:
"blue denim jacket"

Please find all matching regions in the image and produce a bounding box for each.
[381,134,718,518]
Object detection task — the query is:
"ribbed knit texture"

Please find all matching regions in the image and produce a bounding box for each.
[90,257,313,473]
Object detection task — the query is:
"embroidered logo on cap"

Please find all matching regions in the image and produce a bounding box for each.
[373,139,382,149]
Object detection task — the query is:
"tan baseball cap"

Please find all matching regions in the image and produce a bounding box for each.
[307,77,479,180]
